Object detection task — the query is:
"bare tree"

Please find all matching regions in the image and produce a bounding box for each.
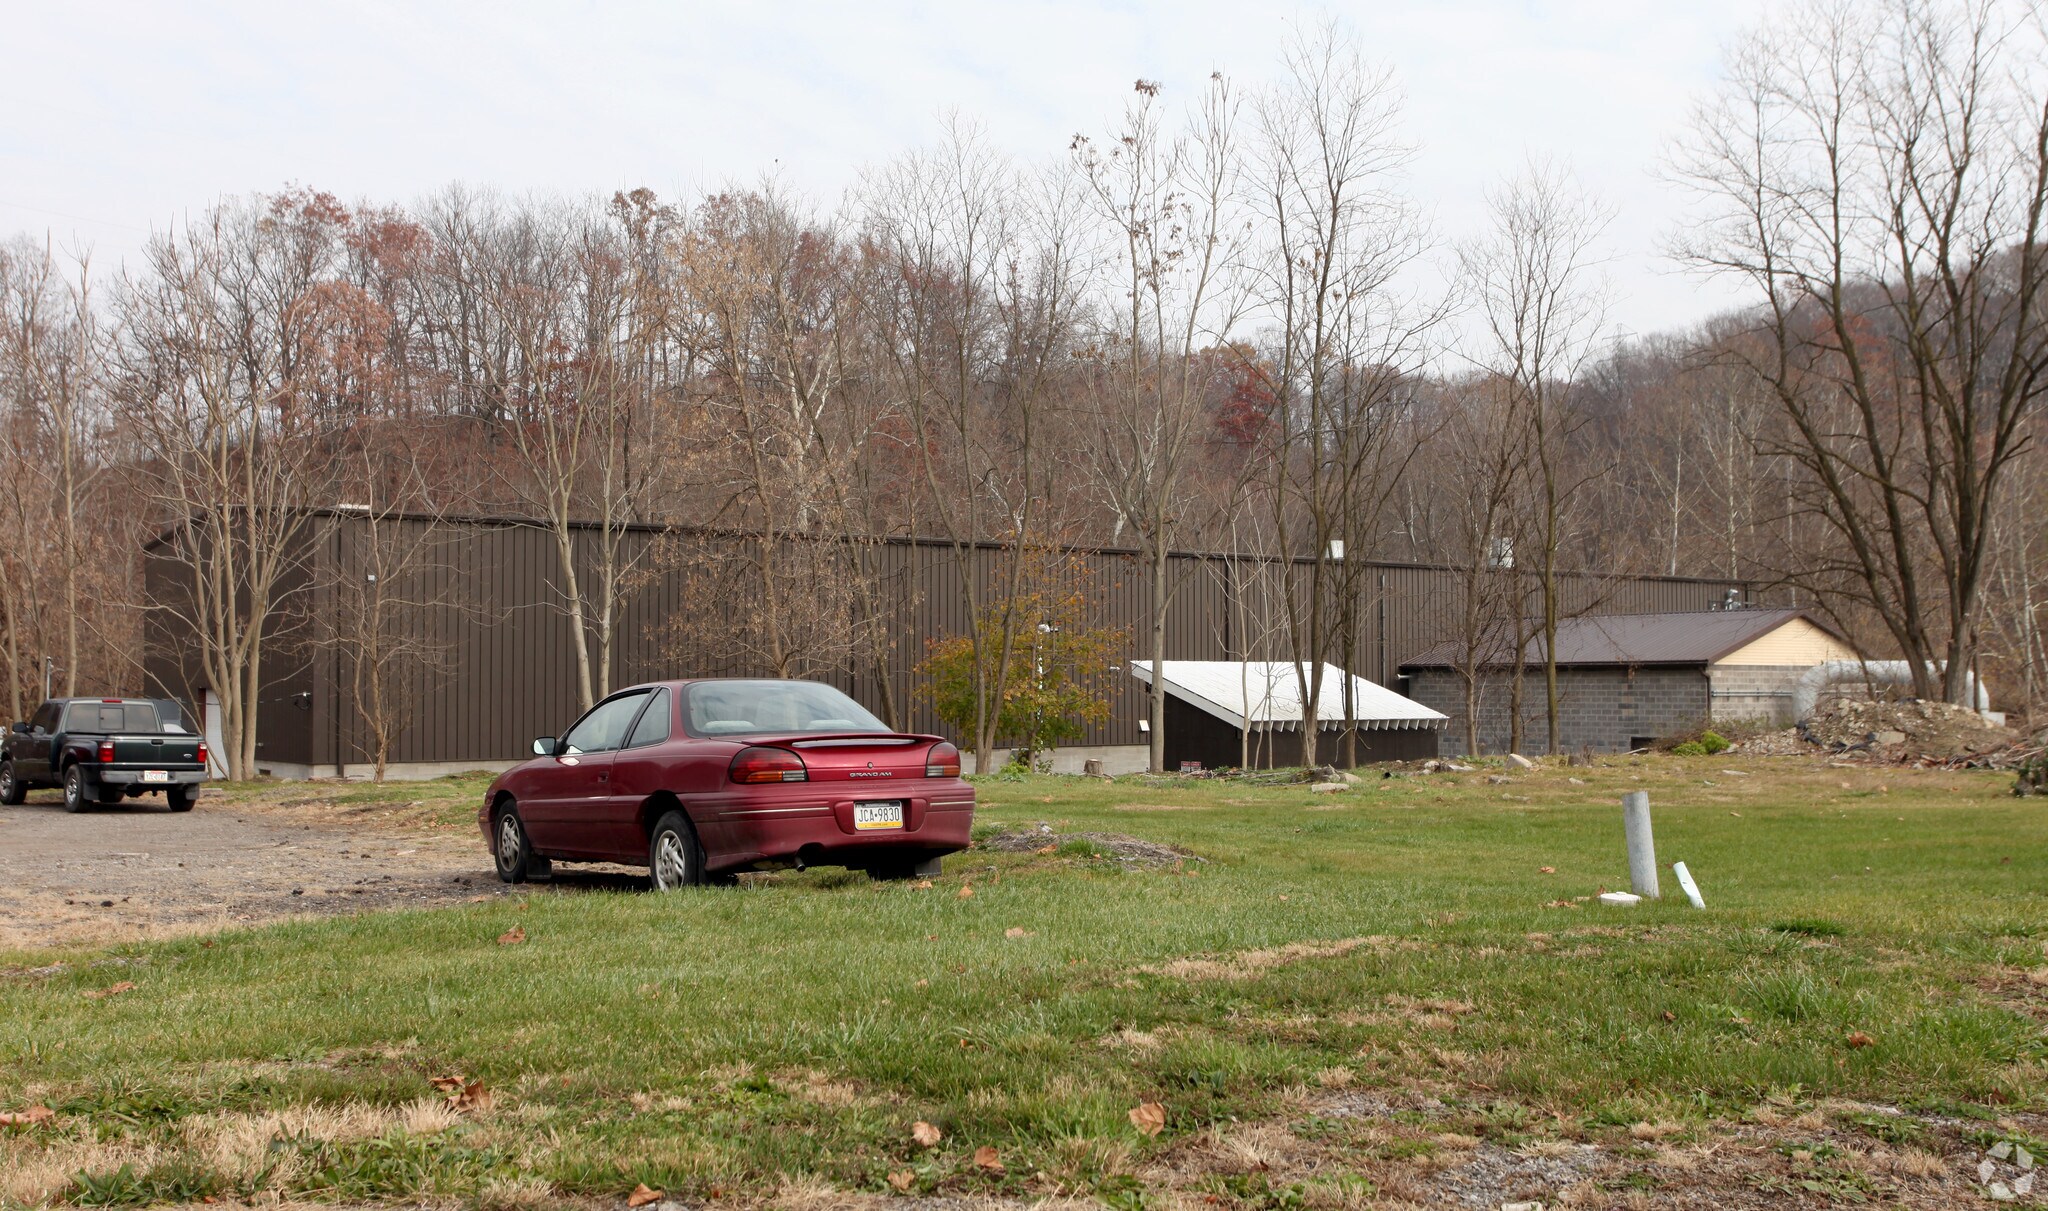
[1,238,104,700]
[440,197,671,710]
[1245,24,1435,766]
[862,123,1091,770]
[1423,374,1534,754]
[673,187,885,679]
[318,454,465,782]
[1461,161,1612,754]
[1675,0,2048,703]
[1072,73,1249,772]
[117,194,345,779]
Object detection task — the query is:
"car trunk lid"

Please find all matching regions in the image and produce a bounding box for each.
[772,734,937,783]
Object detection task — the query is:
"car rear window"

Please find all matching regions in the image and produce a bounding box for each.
[61,702,161,733]
[683,681,888,737]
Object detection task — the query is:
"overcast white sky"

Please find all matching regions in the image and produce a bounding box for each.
[4,0,1775,339]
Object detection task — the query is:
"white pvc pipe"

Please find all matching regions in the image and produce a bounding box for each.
[1623,791,1660,899]
[1788,660,1991,721]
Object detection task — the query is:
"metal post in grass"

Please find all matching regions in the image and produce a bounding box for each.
[1622,791,1660,899]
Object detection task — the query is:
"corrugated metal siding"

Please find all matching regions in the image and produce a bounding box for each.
[192,516,1751,770]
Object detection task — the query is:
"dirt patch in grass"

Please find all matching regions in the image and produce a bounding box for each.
[1138,935,1416,982]
[1109,802,1213,812]
[976,827,1200,867]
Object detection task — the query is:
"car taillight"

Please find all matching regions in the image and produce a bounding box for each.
[926,741,961,778]
[728,746,807,784]
[195,742,208,766]
[97,740,115,763]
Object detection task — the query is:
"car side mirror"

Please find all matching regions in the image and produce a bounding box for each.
[532,736,557,756]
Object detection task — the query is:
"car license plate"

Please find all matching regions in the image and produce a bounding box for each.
[853,800,904,830]
[141,770,170,784]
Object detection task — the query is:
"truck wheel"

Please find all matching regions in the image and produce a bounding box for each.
[61,765,89,813]
[0,762,22,805]
[167,785,197,812]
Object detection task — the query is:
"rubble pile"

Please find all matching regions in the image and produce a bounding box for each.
[1801,698,2015,759]
[1728,728,1812,757]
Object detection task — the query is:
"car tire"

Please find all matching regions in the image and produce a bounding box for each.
[647,810,705,891]
[61,765,89,813]
[493,803,535,883]
[167,785,197,813]
[0,761,23,805]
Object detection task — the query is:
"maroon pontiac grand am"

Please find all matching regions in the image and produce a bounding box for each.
[477,679,974,889]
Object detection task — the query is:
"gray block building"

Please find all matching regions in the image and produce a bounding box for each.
[1398,609,1860,756]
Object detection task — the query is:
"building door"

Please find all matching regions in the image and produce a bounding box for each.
[199,689,229,778]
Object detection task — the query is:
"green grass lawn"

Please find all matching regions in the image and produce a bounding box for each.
[2,757,2044,1208]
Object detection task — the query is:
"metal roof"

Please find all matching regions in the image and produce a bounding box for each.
[1130,661,1448,731]
[1397,608,1834,670]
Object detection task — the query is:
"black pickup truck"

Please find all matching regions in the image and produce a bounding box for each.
[0,698,208,813]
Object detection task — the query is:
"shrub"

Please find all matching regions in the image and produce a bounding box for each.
[1671,741,1707,756]
[915,577,1126,764]
[1699,730,1731,754]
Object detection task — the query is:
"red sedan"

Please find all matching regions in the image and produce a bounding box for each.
[477,679,973,888]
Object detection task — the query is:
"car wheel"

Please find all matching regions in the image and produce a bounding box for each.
[0,762,22,805]
[61,765,89,813]
[493,804,535,883]
[167,785,197,813]
[647,810,705,891]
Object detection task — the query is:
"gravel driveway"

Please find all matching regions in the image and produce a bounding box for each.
[0,789,511,949]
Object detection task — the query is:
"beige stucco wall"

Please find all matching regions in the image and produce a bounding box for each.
[1713,618,1859,667]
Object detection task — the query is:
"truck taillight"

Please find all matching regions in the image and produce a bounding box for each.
[728,746,807,784]
[97,740,115,763]
[926,742,961,778]
[195,742,208,766]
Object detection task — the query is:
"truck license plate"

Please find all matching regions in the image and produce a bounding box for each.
[853,801,904,830]
[141,770,170,784]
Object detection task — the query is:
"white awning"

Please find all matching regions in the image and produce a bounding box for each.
[1129,661,1448,732]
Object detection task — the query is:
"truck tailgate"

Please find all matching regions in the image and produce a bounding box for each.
[110,734,203,765]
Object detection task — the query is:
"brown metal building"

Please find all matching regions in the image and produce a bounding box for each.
[142,511,1752,777]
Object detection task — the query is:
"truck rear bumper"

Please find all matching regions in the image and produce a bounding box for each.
[92,769,207,787]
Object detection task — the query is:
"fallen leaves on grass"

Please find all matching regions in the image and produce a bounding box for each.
[1539,866,1556,874]
[956,885,974,900]
[627,1183,663,1207]
[910,1120,943,1147]
[1544,899,1581,909]
[973,1145,1005,1173]
[497,925,527,945]
[1846,1031,1875,1049]
[82,980,136,999]
[886,1170,915,1192]
[1004,927,1033,938]
[0,1105,54,1128]
[1128,1101,1166,1137]
[912,880,933,889]
[430,1075,493,1112]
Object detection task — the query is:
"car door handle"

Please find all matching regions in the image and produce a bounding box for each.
[597,772,609,782]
